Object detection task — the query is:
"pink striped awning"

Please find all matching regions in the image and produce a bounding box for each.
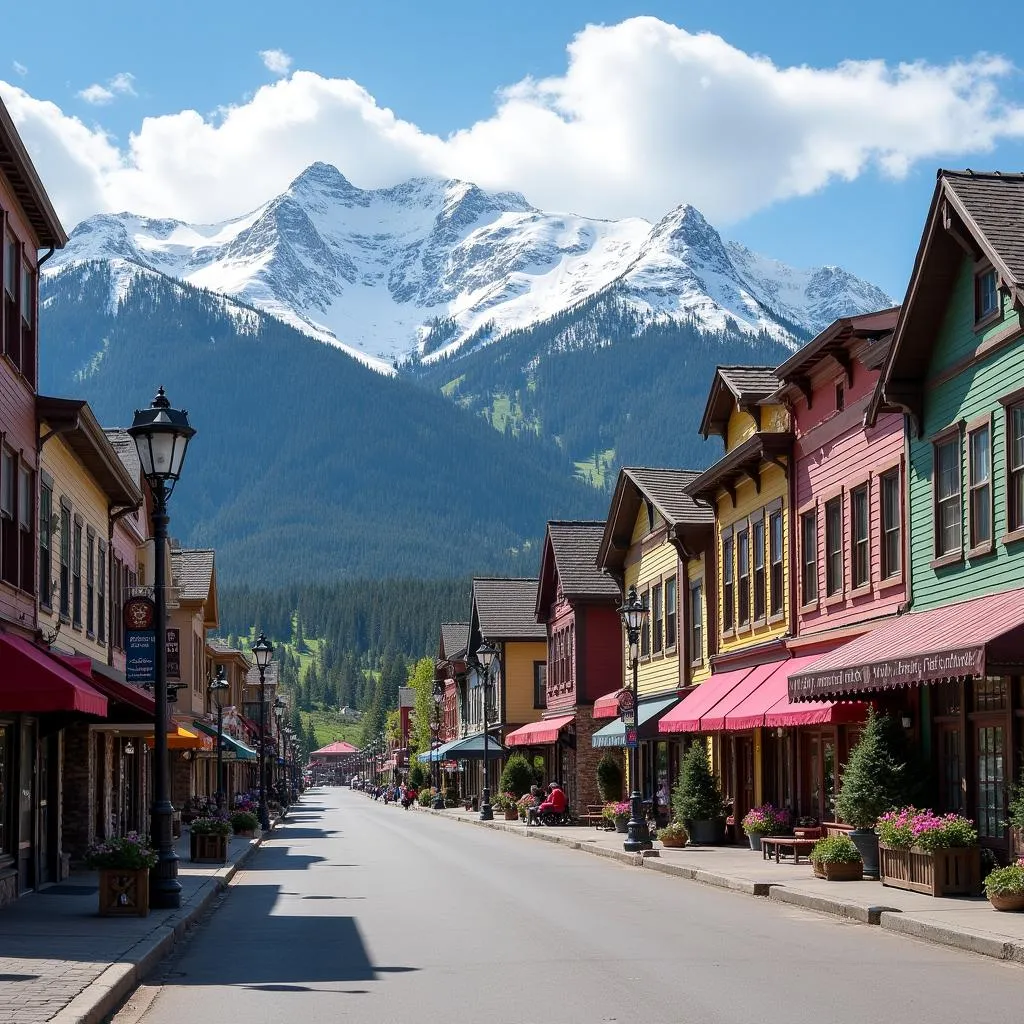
[505,714,575,747]
[594,690,623,719]
[658,666,753,734]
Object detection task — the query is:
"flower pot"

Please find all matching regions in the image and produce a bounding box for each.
[190,831,229,863]
[614,816,629,834]
[813,860,864,881]
[879,844,980,897]
[747,833,763,852]
[689,818,725,845]
[989,892,1024,912]
[98,867,150,917]
[504,808,519,821]
[659,835,687,849]
[849,828,880,880]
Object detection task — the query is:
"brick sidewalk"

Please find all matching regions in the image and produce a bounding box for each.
[0,828,266,1024]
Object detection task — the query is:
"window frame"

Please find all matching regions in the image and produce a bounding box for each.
[752,514,766,623]
[1001,394,1024,543]
[651,581,664,655]
[97,540,107,645]
[38,479,52,608]
[824,495,844,600]
[17,465,32,595]
[72,516,83,629]
[533,661,547,710]
[878,465,903,583]
[768,505,784,620]
[689,579,703,667]
[721,531,735,635]
[665,575,677,653]
[974,265,1000,327]
[639,585,650,659]
[932,425,963,566]
[59,501,71,620]
[736,526,750,627]
[800,507,818,609]
[966,413,993,558]
[850,482,871,592]
[86,527,96,637]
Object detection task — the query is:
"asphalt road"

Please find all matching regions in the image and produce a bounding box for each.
[124,788,1023,1024]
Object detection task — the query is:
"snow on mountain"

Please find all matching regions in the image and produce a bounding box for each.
[46,162,894,372]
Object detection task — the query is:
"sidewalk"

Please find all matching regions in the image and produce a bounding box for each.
[422,805,1024,965]
[0,826,270,1024]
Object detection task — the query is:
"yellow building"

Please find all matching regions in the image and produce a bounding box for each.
[594,468,715,817]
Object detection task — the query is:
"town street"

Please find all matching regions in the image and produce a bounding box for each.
[123,788,1021,1024]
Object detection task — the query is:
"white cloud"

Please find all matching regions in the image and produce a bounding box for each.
[259,49,292,76]
[12,61,27,77]
[4,18,1024,233]
[77,71,136,105]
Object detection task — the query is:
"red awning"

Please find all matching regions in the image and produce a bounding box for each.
[505,714,575,747]
[658,666,754,734]
[764,693,869,728]
[726,653,869,730]
[789,588,1024,701]
[593,690,621,719]
[58,655,155,716]
[698,662,781,732]
[0,634,108,716]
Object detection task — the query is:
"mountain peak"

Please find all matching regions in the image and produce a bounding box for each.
[287,162,361,199]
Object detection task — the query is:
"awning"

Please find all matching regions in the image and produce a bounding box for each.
[443,731,507,760]
[59,655,154,716]
[658,667,754,733]
[0,633,108,716]
[418,741,452,764]
[145,725,213,750]
[700,662,781,732]
[505,714,575,747]
[594,690,623,719]
[593,695,679,748]
[788,588,1024,701]
[192,720,258,761]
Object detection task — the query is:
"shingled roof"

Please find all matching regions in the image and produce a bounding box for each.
[245,661,279,688]
[623,469,714,528]
[944,171,1024,284]
[548,522,621,599]
[439,622,469,661]
[699,366,781,439]
[472,578,546,641]
[104,428,142,486]
[171,548,215,603]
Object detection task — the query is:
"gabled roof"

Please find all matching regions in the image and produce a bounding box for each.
[871,170,1024,429]
[472,578,546,642]
[0,97,67,248]
[103,429,142,487]
[312,740,359,756]
[206,638,251,669]
[245,660,279,688]
[37,397,143,509]
[684,432,794,505]
[597,468,714,571]
[537,521,621,619]
[439,622,469,662]
[171,547,215,603]
[698,366,780,439]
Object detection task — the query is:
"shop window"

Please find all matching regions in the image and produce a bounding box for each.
[880,469,901,578]
[1008,404,1024,533]
[934,681,962,717]
[800,509,818,605]
[737,528,750,625]
[665,576,677,650]
[652,583,664,653]
[752,517,765,620]
[933,434,962,558]
[967,420,992,552]
[769,509,783,617]
[721,536,734,633]
[824,497,843,597]
[976,725,1006,838]
[851,484,869,589]
[972,676,1008,712]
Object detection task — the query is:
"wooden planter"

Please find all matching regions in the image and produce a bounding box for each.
[190,831,229,863]
[659,835,688,848]
[989,892,1024,912]
[879,844,980,897]
[504,809,519,821]
[98,868,150,917]
[813,860,864,881]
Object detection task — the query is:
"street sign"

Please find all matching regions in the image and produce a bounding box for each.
[625,726,638,748]
[124,596,156,684]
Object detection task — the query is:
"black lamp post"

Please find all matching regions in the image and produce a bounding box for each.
[474,640,498,821]
[251,631,274,829]
[209,666,229,810]
[431,678,445,809]
[273,695,287,803]
[128,386,195,910]
[619,585,652,852]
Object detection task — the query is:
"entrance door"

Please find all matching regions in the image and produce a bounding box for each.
[37,734,53,885]
[735,736,755,825]
[803,730,837,823]
[17,721,35,892]
[974,723,1006,847]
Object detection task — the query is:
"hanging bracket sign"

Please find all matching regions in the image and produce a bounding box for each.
[124,596,157,684]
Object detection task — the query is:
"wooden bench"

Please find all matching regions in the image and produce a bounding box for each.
[579,804,610,829]
[761,836,819,864]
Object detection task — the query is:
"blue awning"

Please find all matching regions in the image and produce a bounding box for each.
[591,695,679,748]
[193,721,258,761]
[418,740,455,763]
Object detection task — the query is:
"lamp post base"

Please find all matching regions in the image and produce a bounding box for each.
[623,789,652,852]
[479,786,493,821]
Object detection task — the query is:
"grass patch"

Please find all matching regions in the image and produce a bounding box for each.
[302,708,363,750]
[574,448,616,489]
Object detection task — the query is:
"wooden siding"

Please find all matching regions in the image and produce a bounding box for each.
[169,604,208,718]
[581,604,625,702]
[502,640,547,726]
[910,256,1024,609]
[623,502,682,698]
[686,553,711,684]
[39,432,111,663]
[716,465,789,655]
[545,596,576,713]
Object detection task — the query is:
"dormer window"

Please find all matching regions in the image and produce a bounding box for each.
[975,267,999,323]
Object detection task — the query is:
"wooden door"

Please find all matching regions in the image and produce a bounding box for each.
[735,735,755,824]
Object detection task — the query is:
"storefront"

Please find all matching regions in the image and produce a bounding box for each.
[505,714,576,800]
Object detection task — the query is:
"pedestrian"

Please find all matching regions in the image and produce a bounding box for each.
[528,782,566,826]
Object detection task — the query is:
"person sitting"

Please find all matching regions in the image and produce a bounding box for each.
[402,786,417,809]
[527,782,567,825]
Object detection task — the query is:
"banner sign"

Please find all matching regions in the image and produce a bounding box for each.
[622,706,638,749]
[123,596,157,684]
[166,628,181,680]
[789,646,985,700]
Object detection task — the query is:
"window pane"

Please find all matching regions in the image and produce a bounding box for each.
[722,538,734,630]
[665,577,677,649]
[753,519,765,620]
[851,486,869,588]
[935,438,961,555]
[690,582,702,660]
[737,531,749,624]
[652,584,663,653]
[825,498,842,596]
[0,451,13,517]
[881,471,901,578]
[17,466,30,527]
[970,425,990,485]
[769,511,783,616]
[936,439,959,501]
[801,511,817,604]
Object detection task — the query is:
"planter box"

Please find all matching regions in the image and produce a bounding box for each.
[504,809,519,821]
[989,892,1024,912]
[659,835,687,848]
[190,832,229,863]
[813,861,863,881]
[879,844,980,897]
[98,868,150,917]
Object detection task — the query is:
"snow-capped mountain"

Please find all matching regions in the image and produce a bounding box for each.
[47,162,893,374]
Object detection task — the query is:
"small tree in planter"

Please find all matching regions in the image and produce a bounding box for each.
[500,754,535,799]
[834,708,906,879]
[596,754,624,802]
[672,742,725,844]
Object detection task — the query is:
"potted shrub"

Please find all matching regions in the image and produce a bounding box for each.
[493,791,520,821]
[672,742,725,844]
[1006,769,1024,860]
[810,835,864,881]
[876,807,980,897]
[656,822,689,848]
[190,815,232,863]
[230,810,260,837]
[984,861,1024,911]
[603,801,631,833]
[596,754,624,802]
[834,708,906,879]
[500,754,536,800]
[741,804,791,851]
[516,793,538,821]
[86,832,157,917]
[417,789,432,807]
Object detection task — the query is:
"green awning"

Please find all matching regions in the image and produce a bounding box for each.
[193,720,258,761]
[591,695,679,748]
[418,740,455,764]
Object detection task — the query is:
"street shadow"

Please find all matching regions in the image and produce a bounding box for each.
[164,885,418,986]
[265,827,339,841]
[239,848,328,872]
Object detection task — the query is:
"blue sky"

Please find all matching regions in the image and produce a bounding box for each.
[4,1,1024,295]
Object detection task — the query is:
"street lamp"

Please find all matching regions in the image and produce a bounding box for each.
[128,386,195,910]
[251,631,274,829]
[431,678,445,809]
[474,640,498,821]
[273,696,287,803]
[209,666,229,810]
[619,585,652,852]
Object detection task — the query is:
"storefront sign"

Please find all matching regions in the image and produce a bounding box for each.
[166,628,180,680]
[789,645,985,700]
[123,596,156,684]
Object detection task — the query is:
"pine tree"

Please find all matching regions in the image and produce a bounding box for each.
[672,742,724,822]
[835,709,907,828]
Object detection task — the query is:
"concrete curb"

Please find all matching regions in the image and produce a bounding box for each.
[766,885,897,925]
[879,911,1024,962]
[48,829,268,1024]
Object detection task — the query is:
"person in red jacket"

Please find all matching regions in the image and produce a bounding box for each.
[527,782,566,825]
